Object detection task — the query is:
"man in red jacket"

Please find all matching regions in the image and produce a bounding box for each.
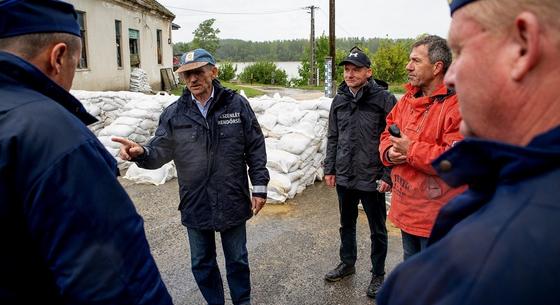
[379,35,466,260]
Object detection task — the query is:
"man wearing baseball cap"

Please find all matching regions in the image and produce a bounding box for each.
[113,48,269,305]
[378,1,560,304]
[323,47,396,298]
[0,1,172,304]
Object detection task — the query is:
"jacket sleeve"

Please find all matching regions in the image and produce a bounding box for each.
[241,97,269,198]
[26,141,172,304]
[323,97,339,175]
[134,106,175,169]
[379,95,405,166]
[407,99,463,175]
[380,93,398,184]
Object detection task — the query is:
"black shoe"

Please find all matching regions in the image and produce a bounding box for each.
[366,274,385,298]
[324,263,356,282]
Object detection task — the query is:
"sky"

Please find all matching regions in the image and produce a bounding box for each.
[157,0,453,43]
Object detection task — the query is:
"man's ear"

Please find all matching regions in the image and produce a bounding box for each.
[433,61,444,77]
[510,12,541,81]
[49,42,68,75]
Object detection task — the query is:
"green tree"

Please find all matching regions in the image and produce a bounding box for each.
[218,62,237,81]
[239,61,288,86]
[371,40,410,84]
[172,42,190,55]
[191,19,221,54]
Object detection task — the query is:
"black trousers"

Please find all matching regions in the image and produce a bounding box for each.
[336,185,388,276]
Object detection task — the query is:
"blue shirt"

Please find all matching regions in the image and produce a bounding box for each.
[192,88,214,118]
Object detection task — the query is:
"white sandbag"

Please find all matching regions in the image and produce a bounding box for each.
[278,133,312,155]
[277,108,305,127]
[265,138,279,150]
[268,171,292,194]
[318,97,333,111]
[99,124,135,138]
[258,114,277,131]
[297,100,321,111]
[124,162,176,185]
[266,149,300,174]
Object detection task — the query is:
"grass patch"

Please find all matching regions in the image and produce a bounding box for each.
[169,82,264,98]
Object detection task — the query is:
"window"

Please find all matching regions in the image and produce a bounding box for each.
[156,29,162,64]
[115,20,123,68]
[76,11,88,69]
[129,29,140,67]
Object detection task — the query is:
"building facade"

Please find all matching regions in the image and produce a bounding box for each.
[67,0,175,91]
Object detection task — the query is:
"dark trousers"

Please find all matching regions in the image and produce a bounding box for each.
[336,185,388,276]
[401,230,429,261]
[186,223,250,305]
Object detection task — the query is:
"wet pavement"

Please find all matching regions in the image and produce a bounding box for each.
[122,178,404,305]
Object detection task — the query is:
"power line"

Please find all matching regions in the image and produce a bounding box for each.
[165,5,302,15]
[318,9,353,37]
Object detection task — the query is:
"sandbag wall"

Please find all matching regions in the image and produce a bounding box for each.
[72,90,333,203]
[248,93,332,203]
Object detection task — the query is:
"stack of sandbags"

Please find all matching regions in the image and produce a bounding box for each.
[249,93,331,203]
[130,68,152,93]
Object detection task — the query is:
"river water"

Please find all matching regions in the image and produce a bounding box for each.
[218,61,301,80]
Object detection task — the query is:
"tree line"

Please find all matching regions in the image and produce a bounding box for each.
[173,18,416,85]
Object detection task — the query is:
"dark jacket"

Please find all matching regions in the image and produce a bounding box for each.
[324,79,397,191]
[378,126,560,305]
[0,51,171,304]
[135,80,269,231]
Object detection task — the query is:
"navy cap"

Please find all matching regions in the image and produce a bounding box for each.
[176,49,216,73]
[449,0,478,15]
[339,47,371,68]
[0,0,81,39]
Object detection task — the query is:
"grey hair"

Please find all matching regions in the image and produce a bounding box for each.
[0,33,80,61]
[412,35,452,74]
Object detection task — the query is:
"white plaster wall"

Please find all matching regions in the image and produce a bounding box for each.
[67,0,173,91]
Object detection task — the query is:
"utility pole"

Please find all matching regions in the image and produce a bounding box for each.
[329,0,335,97]
[305,5,318,86]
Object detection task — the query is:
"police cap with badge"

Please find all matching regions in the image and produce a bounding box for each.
[0,0,81,39]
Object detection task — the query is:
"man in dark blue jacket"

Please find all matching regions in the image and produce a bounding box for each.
[0,1,172,304]
[113,48,269,305]
[378,0,560,304]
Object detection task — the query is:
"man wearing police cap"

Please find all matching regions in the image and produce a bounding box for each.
[378,0,560,304]
[323,47,396,298]
[0,1,172,304]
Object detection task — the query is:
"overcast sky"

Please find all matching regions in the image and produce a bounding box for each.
[158,0,452,43]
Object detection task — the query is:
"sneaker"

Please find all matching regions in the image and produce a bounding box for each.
[366,274,385,298]
[324,262,356,282]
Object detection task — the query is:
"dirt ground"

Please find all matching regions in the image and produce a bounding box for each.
[121,178,404,305]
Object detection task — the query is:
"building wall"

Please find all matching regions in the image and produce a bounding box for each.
[67,0,174,91]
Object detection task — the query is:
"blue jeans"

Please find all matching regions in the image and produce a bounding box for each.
[401,230,428,261]
[336,185,388,276]
[187,223,250,305]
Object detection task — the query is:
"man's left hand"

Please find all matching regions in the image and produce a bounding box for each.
[251,196,266,215]
[390,133,412,155]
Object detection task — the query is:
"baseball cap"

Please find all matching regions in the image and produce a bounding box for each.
[0,0,81,39]
[176,49,216,73]
[339,47,371,68]
[449,0,478,15]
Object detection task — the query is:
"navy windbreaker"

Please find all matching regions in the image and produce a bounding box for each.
[378,126,560,305]
[135,80,269,231]
[0,51,171,304]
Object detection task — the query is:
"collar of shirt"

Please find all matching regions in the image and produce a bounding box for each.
[192,87,214,118]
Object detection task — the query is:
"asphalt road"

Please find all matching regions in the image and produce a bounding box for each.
[122,178,404,305]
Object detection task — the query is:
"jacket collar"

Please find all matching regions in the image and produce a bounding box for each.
[405,83,455,101]
[433,125,560,190]
[0,51,97,125]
